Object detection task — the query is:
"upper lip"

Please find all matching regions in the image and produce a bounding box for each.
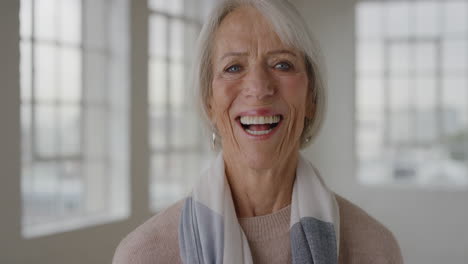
[235,108,283,119]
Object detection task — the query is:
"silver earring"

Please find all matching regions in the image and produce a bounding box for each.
[305,136,311,143]
[211,132,216,150]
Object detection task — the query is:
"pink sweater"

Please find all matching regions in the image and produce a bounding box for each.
[113,195,403,264]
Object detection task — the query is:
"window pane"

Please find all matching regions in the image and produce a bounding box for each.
[35,0,58,40]
[84,106,107,159]
[390,78,410,110]
[443,40,468,73]
[59,0,82,44]
[20,0,32,38]
[149,59,167,105]
[59,105,81,156]
[36,104,58,157]
[35,44,57,102]
[84,52,107,104]
[389,43,411,75]
[356,78,384,111]
[170,19,184,61]
[356,2,383,38]
[415,1,440,37]
[416,42,436,74]
[149,0,183,15]
[149,15,167,58]
[170,62,185,106]
[356,41,383,74]
[443,78,468,136]
[443,2,468,36]
[150,106,167,150]
[20,41,32,102]
[385,2,410,38]
[59,47,82,103]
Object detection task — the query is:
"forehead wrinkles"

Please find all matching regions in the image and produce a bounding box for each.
[213,6,286,60]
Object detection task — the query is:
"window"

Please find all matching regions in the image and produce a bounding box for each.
[356,0,468,188]
[20,0,130,237]
[148,0,215,211]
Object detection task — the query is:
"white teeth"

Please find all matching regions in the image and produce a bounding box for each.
[240,115,281,125]
[245,129,273,135]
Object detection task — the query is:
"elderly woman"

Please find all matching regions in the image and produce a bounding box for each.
[114,0,403,263]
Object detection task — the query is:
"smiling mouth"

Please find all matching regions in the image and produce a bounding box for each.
[237,115,283,136]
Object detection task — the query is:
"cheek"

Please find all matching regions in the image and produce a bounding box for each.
[279,76,309,114]
[211,78,240,123]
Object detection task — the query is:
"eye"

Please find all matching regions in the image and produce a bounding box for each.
[225,64,242,73]
[274,62,292,71]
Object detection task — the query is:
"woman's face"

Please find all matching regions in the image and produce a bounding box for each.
[210,6,312,169]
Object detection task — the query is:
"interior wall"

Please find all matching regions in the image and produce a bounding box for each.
[293,0,468,263]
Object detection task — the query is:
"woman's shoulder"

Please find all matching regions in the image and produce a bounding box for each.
[112,199,185,264]
[335,194,403,264]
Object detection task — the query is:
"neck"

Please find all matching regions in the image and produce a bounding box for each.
[224,151,299,218]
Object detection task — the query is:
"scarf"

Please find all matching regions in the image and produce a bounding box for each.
[179,152,340,264]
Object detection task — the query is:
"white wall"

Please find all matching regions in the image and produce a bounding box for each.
[293,0,468,263]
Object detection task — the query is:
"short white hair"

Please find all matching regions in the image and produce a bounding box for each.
[193,0,327,149]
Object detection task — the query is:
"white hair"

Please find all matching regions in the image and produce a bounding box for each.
[193,0,327,149]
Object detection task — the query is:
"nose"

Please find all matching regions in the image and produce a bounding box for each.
[242,64,275,101]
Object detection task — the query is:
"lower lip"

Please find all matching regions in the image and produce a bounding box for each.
[236,119,283,140]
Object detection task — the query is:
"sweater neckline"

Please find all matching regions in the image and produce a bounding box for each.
[237,204,291,242]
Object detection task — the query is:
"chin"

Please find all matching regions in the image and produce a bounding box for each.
[242,147,280,170]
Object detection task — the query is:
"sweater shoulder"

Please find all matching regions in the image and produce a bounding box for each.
[336,194,403,264]
[112,199,184,264]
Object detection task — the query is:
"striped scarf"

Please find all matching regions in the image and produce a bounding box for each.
[179,152,340,264]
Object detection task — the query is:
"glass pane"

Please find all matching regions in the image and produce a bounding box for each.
[35,0,58,40]
[84,162,106,213]
[59,0,82,45]
[35,44,57,102]
[20,41,32,102]
[170,62,185,106]
[385,2,410,38]
[59,105,81,156]
[84,51,107,104]
[184,23,200,64]
[443,40,468,73]
[389,78,410,110]
[149,0,183,15]
[36,104,58,157]
[356,2,383,38]
[168,0,184,15]
[170,19,184,61]
[59,47,82,103]
[151,153,186,210]
[20,0,32,38]
[84,0,106,49]
[21,105,32,164]
[149,15,168,58]
[150,106,167,149]
[26,162,60,224]
[443,2,468,36]
[356,41,383,74]
[416,42,436,74]
[389,43,411,75]
[170,107,199,149]
[390,109,411,144]
[443,78,467,136]
[415,78,436,110]
[356,78,384,110]
[149,59,167,105]
[84,107,107,159]
[415,1,440,37]
[59,161,83,215]
[416,109,437,144]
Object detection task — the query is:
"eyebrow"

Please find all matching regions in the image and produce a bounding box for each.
[219,49,297,62]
